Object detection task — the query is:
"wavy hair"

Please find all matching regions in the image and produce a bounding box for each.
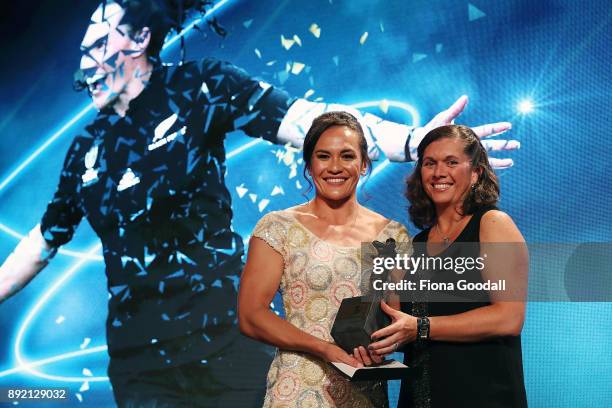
[406,124,499,229]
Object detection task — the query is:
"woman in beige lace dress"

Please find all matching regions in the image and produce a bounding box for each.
[238,112,410,407]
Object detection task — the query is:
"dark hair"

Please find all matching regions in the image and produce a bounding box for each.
[114,0,225,60]
[302,111,372,195]
[406,124,499,229]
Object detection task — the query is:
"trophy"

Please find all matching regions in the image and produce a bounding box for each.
[330,238,410,380]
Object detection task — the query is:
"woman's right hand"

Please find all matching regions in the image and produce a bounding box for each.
[318,342,363,368]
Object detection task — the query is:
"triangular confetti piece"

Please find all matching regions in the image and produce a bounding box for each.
[249,193,258,203]
[236,184,248,198]
[309,23,321,38]
[281,35,295,50]
[243,19,253,28]
[291,62,305,75]
[379,99,389,114]
[293,34,302,46]
[468,4,486,21]
[258,199,270,212]
[271,186,285,196]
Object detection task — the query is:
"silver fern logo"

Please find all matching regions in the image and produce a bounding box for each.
[148,113,186,151]
[81,145,99,185]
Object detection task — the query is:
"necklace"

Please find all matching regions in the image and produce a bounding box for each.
[434,217,465,246]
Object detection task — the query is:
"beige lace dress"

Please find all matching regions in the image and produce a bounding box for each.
[251,209,410,408]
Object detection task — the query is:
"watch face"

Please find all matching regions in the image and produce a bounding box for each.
[418,317,430,339]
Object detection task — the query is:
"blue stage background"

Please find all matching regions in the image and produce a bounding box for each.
[1,0,611,406]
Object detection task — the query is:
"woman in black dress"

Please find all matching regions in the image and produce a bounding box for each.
[368,124,528,407]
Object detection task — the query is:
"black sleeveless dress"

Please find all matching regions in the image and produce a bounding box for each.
[398,206,528,408]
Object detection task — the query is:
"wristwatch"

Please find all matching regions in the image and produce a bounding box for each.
[417,316,430,341]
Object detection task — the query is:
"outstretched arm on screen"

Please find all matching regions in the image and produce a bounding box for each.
[277,95,519,168]
[0,225,55,303]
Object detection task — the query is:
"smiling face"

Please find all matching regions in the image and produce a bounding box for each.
[420,137,479,209]
[309,125,367,203]
[79,2,145,109]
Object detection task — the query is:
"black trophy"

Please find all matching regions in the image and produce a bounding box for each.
[331,238,395,353]
[330,238,410,380]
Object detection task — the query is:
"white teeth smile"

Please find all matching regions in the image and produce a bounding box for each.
[86,73,107,85]
[433,183,452,190]
[325,178,347,184]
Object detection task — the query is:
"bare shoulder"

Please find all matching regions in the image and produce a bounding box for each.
[480,210,524,243]
[285,204,314,219]
[360,206,390,230]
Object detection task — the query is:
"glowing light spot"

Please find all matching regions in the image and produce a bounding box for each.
[518,99,534,114]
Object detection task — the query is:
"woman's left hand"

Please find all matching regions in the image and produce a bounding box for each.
[368,301,418,357]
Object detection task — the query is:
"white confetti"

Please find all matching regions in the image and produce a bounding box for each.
[79,338,91,350]
[359,32,369,45]
[379,99,389,114]
[271,186,285,196]
[254,48,262,59]
[258,199,270,212]
[291,62,305,75]
[283,151,295,165]
[293,34,302,46]
[266,60,277,66]
[200,81,209,95]
[332,56,339,66]
[289,164,298,179]
[243,19,253,28]
[236,184,248,198]
[76,393,83,402]
[296,180,302,189]
[79,382,90,392]
[280,35,295,50]
[249,194,258,203]
[309,23,321,38]
[304,89,315,98]
[82,368,93,377]
[380,21,385,32]
[55,316,65,324]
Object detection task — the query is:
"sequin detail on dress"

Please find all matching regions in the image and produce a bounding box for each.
[252,210,410,408]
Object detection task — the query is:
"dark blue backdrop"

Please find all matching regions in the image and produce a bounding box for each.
[1,0,611,406]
